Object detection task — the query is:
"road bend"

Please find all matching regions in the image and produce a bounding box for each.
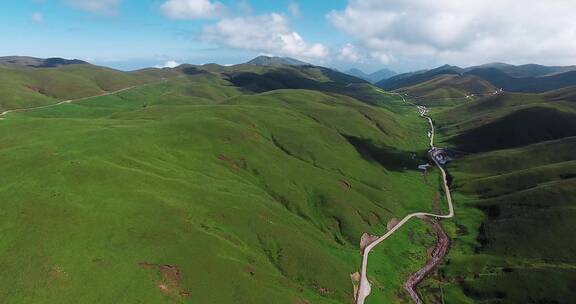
[355,91,454,304]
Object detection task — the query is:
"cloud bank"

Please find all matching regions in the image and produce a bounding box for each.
[201,13,329,60]
[329,0,576,66]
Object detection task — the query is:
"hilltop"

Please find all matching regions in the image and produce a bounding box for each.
[246,56,310,67]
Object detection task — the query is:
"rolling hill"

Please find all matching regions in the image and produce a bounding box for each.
[465,68,576,93]
[3,55,576,304]
[466,62,576,78]
[428,86,576,303]
[396,74,496,105]
[377,62,576,96]
[0,57,441,304]
[0,59,162,112]
[376,65,462,91]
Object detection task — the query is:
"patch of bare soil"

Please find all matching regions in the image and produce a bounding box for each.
[139,262,191,299]
[359,233,380,253]
[49,265,66,279]
[387,217,400,231]
[312,282,330,295]
[351,272,361,301]
[217,154,247,170]
[339,180,353,191]
[243,266,256,277]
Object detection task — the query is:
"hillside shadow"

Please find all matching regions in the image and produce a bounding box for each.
[343,135,423,172]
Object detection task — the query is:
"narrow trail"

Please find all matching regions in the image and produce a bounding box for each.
[0,85,143,119]
[354,91,454,304]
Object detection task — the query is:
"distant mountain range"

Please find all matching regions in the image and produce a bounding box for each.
[344,68,397,83]
[378,63,576,94]
[0,56,88,68]
[4,55,575,96]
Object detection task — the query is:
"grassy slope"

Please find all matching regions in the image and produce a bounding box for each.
[0,64,157,112]
[438,91,576,152]
[0,73,439,303]
[397,75,496,106]
[432,89,576,303]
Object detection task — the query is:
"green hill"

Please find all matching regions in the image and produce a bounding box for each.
[437,137,576,304]
[465,68,576,93]
[428,86,576,303]
[438,91,576,153]
[0,63,159,112]
[377,65,462,91]
[0,63,439,304]
[377,63,576,96]
[397,74,496,105]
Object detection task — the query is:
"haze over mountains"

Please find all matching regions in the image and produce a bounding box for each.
[343,68,397,84]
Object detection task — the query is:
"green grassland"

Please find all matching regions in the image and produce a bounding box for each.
[0,66,441,303]
[396,75,496,106]
[432,88,576,303]
[0,64,159,112]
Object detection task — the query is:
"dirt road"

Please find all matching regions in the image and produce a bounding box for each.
[0,86,137,118]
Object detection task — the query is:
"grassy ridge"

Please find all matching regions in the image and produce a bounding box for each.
[0,64,158,112]
[0,72,438,303]
[432,88,576,303]
[397,75,496,106]
[438,91,576,153]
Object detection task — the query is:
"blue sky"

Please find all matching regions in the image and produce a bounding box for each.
[1,1,575,72]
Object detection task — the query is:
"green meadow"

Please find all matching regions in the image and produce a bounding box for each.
[432,90,576,303]
[0,68,442,303]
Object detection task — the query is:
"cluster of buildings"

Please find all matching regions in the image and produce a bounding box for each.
[429,148,452,166]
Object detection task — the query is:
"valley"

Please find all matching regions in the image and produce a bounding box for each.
[355,95,455,304]
[3,1,575,303]
[1,56,575,304]
[385,64,576,303]
[0,57,441,304]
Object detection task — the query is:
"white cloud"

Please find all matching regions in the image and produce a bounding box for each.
[201,13,329,60]
[65,0,120,15]
[288,2,301,19]
[370,51,392,64]
[161,0,226,19]
[31,12,44,24]
[339,43,361,62]
[328,0,576,66]
[155,60,181,68]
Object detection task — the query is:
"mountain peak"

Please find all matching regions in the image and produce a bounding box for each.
[344,68,397,83]
[246,56,310,67]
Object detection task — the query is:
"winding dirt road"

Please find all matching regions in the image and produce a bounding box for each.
[355,91,454,304]
[0,86,137,119]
